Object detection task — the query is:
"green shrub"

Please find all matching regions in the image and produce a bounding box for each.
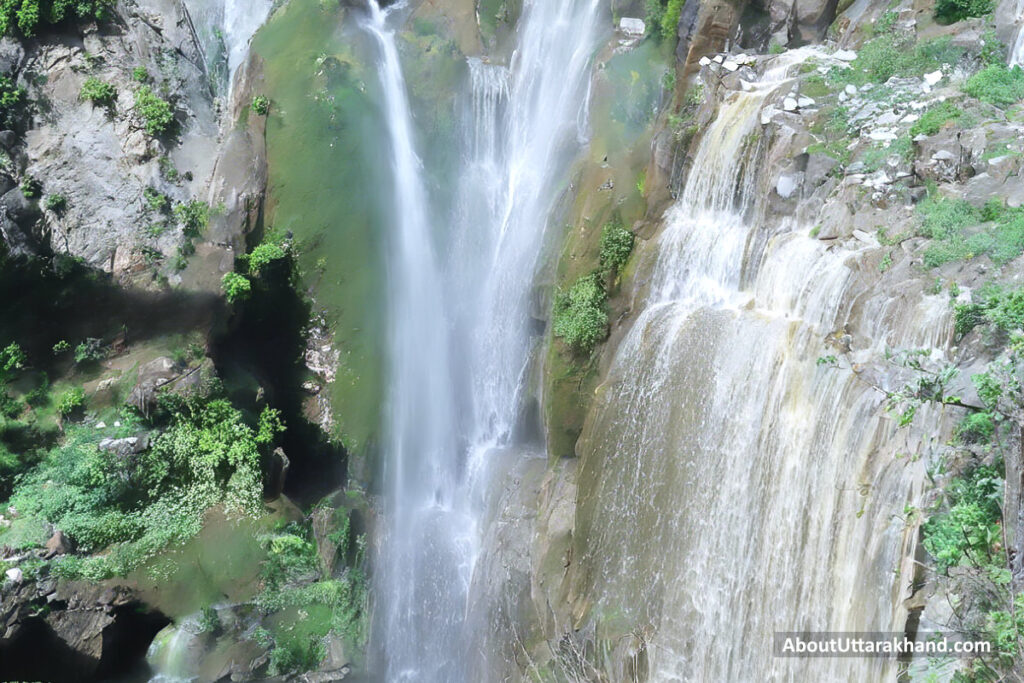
[552,274,608,355]
[660,0,684,41]
[599,219,634,276]
[0,75,24,125]
[79,77,116,106]
[173,200,208,237]
[251,95,270,116]
[133,86,173,136]
[955,411,995,444]
[0,0,112,37]
[832,36,963,86]
[221,271,251,304]
[44,193,65,212]
[246,241,287,275]
[73,338,104,364]
[934,0,993,23]
[143,187,168,212]
[964,64,1024,108]
[55,386,84,417]
[922,465,1004,572]
[132,66,148,83]
[910,101,964,137]
[1,343,25,378]
[19,176,40,199]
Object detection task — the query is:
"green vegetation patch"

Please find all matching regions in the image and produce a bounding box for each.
[134,85,174,136]
[79,76,116,107]
[922,465,1003,572]
[0,0,112,37]
[964,64,1024,108]
[916,194,1024,267]
[599,218,634,277]
[830,36,963,86]
[552,274,608,356]
[934,0,993,24]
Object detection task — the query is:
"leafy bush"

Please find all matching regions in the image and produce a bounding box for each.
[251,95,270,116]
[599,219,634,276]
[954,286,1024,337]
[246,241,287,275]
[552,274,608,355]
[1,342,26,378]
[132,66,148,83]
[133,86,173,136]
[964,64,1024,108]
[915,195,1024,267]
[143,187,168,212]
[934,0,993,23]
[79,77,116,106]
[0,0,111,37]
[955,411,995,444]
[73,338,104,364]
[910,101,965,137]
[660,0,684,41]
[221,271,251,304]
[922,465,1004,572]
[19,176,40,199]
[832,36,962,86]
[3,400,284,578]
[55,386,84,417]
[173,200,208,237]
[0,75,24,125]
[44,193,65,212]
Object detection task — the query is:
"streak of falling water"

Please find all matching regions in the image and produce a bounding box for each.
[572,48,946,681]
[182,0,273,89]
[369,0,607,678]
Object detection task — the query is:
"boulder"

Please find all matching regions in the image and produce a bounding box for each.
[43,530,72,559]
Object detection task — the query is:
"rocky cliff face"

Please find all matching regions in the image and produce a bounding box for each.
[0,0,267,289]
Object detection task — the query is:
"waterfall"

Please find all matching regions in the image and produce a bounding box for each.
[1011,0,1024,66]
[364,2,463,681]
[370,0,606,679]
[570,50,947,680]
[181,0,273,90]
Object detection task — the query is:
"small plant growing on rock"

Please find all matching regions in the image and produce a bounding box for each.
[19,176,40,199]
[143,187,168,212]
[599,218,634,277]
[934,0,993,24]
[221,271,251,304]
[251,95,270,116]
[55,386,84,417]
[173,200,209,237]
[52,340,69,355]
[964,64,1024,108]
[73,338,104,365]
[44,193,66,212]
[133,86,173,136]
[245,241,287,275]
[552,273,608,355]
[79,77,116,107]
[132,66,148,83]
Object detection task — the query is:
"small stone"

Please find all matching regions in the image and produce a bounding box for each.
[96,422,106,429]
[713,55,724,64]
[834,49,857,61]
[797,96,815,108]
[923,70,943,86]
[852,229,876,244]
[922,83,932,94]
[783,96,798,111]
[723,60,739,72]
[776,173,801,198]
[5,568,22,583]
[932,150,956,161]
[845,84,857,96]
[902,113,920,123]
[699,56,711,66]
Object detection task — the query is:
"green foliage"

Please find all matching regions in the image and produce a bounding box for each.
[552,274,608,355]
[985,593,1024,662]
[221,271,252,304]
[915,194,1024,267]
[660,0,684,41]
[55,386,83,417]
[143,187,168,212]
[954,286,1024,338]
[1,342,26,379]
[79,76,116,106]
[133,86,173,136]
[599,219,634,277]
[910,101,965,137]
[922,465,1004,572]
[964,64,1024,108]
[3,397,282,578]
[251,95,270,116]
[245,241,287,275]
[51,339,69,355]
[43,193,66,212]
[173,200,208,237]
[19,176,39,199]
[73,337,104,364]
[955,411,995,444]
[0,75,23,125]
[0,0,111,37]
[831,36,963,86]
[934,0,993,24]
[197,605,221,633]
[132,66,148,83]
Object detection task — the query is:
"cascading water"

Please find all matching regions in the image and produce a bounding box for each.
[182,0,273,89]
[570,50,948,680]
[370,0,607,679]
